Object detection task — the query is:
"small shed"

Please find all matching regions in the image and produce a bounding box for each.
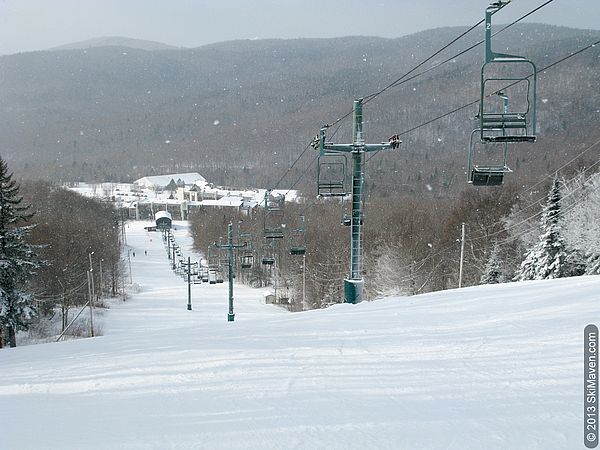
[155,210,172,230]
[263,292,276,305]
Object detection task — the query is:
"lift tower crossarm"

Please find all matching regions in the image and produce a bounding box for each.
[315,98,400,304]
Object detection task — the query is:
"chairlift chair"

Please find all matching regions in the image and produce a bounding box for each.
[479,1,537,143]
[208,269,217,284]
[216,269,224,283]
[261,256,276,266]
[264,227,284,240]
[467,129,512,186]
[199,266,209,282]
[261,240,276,265]
[263,191,285,239]
[317,153,348,197]
[207,245,220,273]
[288,215,307,256]
[240,248,253,269]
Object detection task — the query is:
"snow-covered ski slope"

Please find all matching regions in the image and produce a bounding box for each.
[1,221,598,449]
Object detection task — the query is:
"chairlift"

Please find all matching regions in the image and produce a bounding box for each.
[208,269,217,284]
[216,270,224,283]
[199,266,209,282]
[479,1,537,143]
[240,249,253,269]
[218,246,228,267]
[290,247,306,256]
[263,190,285,239]
[207,245,219,273]
[261,256,275,266]
[261,240,276,266]
[289,215,306,256]
[467,129,512,186]
[317,153,348,197]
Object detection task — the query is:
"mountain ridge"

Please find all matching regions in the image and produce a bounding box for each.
[1,24,599,194]
[49,36,180,52]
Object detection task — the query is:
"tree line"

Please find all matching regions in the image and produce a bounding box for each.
[189,167,600,310]
[0,157,124,348]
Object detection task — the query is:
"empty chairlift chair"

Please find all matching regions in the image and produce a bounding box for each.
[240,244,254,269]
[263,191,285,239]
[479,1,537,144]
[317,153,348,197]
[467,129,512,186]
[261,255,276,266]
[289,215,306,256]
[261,240,276,266]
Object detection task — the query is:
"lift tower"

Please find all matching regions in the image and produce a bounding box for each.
[315,99,400,303]
[215,223,246,321]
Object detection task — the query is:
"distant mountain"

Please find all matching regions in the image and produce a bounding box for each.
[2,25,599,194]
[50,36,180,52]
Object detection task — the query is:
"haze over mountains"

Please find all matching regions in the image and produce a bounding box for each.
[1,24,599,194]
[50,36,180,52]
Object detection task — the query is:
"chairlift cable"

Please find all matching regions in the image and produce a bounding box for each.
[369,0,557,99]
[366,36,600,165]
[330,0,554,140]
[270,1,520,192]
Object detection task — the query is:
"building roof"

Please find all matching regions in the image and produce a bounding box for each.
[154,210,172,221]
[199,197,244,208]
[134,173,206,189]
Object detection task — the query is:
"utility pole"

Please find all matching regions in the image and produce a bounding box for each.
[215,223,245,321]
[87,270,94,337]
[88,252,96,336]
[315,99,400,303]
[459,222,466,288]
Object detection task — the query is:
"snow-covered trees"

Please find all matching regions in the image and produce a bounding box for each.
[561,172,600,275]
[20,182,124,333]
[480,242,505,284]
[514,177,576,281]
[0,158,43,347]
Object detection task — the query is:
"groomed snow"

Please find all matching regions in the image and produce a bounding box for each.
[0,220,598,449]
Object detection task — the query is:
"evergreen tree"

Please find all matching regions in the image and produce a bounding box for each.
[480,242,504,284]
[0,157,42,347]
[515,177,571,281]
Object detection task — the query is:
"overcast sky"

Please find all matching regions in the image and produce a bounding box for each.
[1,0,598,55]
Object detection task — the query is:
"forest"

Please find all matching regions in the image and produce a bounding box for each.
[0,167,124,347]
[188,166,600,310]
